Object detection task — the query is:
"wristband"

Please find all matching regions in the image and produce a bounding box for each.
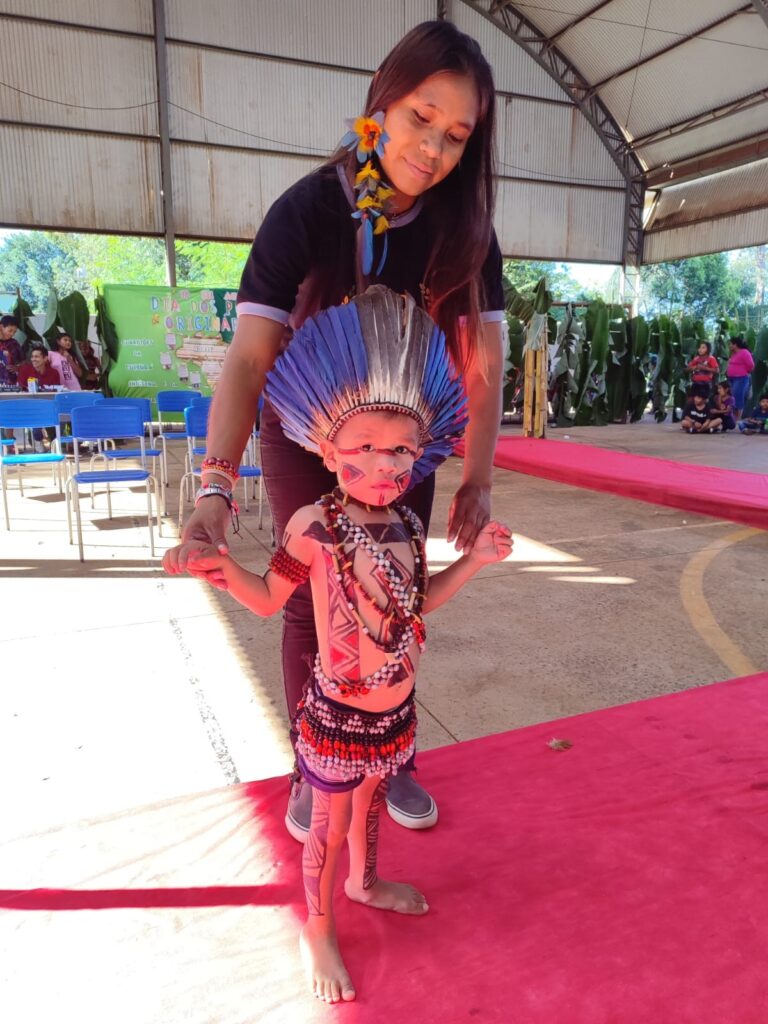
[195,484,240,535]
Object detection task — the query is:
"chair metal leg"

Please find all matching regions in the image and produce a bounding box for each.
[146,480,155,557]
[73,485,84,562]
[106,478,112,519]
[258,476,264,530]
[65,477,73,544]
[1,465,9,530]
[17,464,24,497]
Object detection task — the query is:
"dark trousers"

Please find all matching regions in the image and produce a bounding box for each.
[259,400,436,747]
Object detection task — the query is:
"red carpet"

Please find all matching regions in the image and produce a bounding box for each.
[462,436,768,530]
[4,674,768,1023]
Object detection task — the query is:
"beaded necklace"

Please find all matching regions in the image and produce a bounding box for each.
[320,490,427,660]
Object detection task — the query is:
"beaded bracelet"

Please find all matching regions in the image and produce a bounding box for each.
[195,484,240,535]
[201,456,239,482]
[268,545,311,584]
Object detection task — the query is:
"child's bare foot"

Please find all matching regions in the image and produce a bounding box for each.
[299,924,356,1003]
[344,877,429,914]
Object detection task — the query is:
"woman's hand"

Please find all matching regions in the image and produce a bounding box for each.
[447,482,491,553]
[162,497,232,590]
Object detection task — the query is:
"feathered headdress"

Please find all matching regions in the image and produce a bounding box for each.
[265,286,468,486]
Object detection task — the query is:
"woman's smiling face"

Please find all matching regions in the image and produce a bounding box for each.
[379,72,479,205]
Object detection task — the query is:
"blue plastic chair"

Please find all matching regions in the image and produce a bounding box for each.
[66,404,161,561]
[91,398,166,513]
[0,400,67,529]
[156,389,199,485]
[178,402,263,531]
[54,391,105,449]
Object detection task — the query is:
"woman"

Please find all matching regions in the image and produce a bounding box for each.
[78,337,102,389]
[165,20,506,839]
[726,336,755,420]
[49,333,83,391]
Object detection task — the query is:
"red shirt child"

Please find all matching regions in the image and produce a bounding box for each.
[17,349,61,390]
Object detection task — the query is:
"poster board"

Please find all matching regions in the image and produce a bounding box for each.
[103,284,238,409]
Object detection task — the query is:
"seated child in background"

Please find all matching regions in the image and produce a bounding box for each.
[737,393,768,434]
[709,382,736,431]
[681,392,722,433]
[165,287,512,1005]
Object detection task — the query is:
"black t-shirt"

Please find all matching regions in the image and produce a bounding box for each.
[237,164,505,326]
[683,400,712,424]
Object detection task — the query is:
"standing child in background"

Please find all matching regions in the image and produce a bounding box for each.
[687,342,719,398]
[737,393,768,434]
[48,333,82,391]
[710,382,736,431]
[165,287,512,1004]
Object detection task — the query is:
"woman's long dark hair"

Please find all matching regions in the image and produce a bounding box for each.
[296,20,497,371]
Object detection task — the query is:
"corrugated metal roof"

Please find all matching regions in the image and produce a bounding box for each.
[172,144,320,239]
[496,97,624,186]
[450,1,570,101]
[0,19,158,136]
[648,158,768,230]
[636,104,768,171]
[0,0,153,34]
[0,124,162,233]
[644,206,768,262]
[167,44,363,157]
[165,0,434,70]
[495,178,626,262]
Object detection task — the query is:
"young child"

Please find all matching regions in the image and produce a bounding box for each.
[737,393,768,434]
[710,381,736,431]
[680,392,722,433]
[174,287,512,1004]
[687,341,719,398]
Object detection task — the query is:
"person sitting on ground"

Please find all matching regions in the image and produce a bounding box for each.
[0,315,24,385]
[687,341,719,398]
[709,381,736,431]
[726,336,755,420]
[78,338,101,389]
[165,287,512,1004]
[48,333,83,391]
[737,393,768,434]
[680,392,722,433]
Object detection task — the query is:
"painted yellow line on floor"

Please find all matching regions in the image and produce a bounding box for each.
[680,526,762,676]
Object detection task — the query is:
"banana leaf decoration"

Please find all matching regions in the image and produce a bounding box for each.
[550,304,584,425]
[94,290,119,394]
[575,299,610,425]
[12,294,43,358]
[606,306,631,423]
[628,315,651,422]
[752,324,768,399]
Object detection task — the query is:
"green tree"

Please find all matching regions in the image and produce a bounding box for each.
[503,259,583,303]
[640,253,741,322]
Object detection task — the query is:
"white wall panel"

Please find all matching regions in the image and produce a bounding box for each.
[0,0,153,34]
[496,97,624,186]
[0,19,158,135]
[165,0,434,69]
[495,178,625,262]
[167,44,365,156]
[171,144,321,240]
[0,125,162,234]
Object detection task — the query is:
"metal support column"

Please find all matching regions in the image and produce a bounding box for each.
[153,0,176,286]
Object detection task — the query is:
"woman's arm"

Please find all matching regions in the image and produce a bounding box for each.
[164,314,285,576]
[448,319,505,553]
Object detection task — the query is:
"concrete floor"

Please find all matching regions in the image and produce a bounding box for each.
[1,420,766,832]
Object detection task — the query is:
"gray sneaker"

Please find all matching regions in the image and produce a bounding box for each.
[385,772,438,830]
[284,778,312,843]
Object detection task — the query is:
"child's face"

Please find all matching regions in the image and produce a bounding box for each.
[323,411,423,507]
[759,399,768,413]
[693,395,706,408]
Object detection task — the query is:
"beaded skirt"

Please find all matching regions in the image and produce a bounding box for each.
[296,674,417,784]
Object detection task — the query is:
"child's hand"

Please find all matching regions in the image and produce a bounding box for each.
[468,521,513,564]
[177,543,231,591]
